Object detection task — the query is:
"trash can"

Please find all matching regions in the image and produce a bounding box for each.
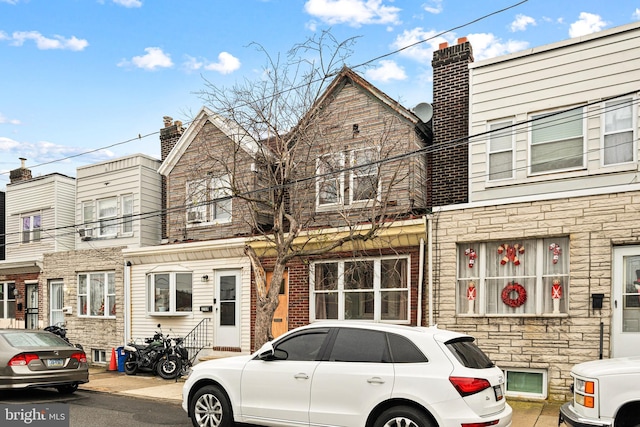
[116,347,127,372]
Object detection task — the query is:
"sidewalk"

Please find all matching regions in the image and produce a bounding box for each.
[81,366,562,426]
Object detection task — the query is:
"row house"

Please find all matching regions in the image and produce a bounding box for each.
[123,66,435,354]
[0,159,76,329]
[431,21,640,401]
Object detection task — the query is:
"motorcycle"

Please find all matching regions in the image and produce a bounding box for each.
[169,336,192,379]
[123,324,180,379]
[45,322,84,350]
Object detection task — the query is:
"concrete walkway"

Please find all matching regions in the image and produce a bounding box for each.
[81,367,563,426]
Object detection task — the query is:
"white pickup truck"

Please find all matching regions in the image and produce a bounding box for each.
[559,356,640,427]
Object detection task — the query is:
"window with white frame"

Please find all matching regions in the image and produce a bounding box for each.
[316,153,344,207]
[530,107,584,174]
[350,148,380,202]
[504,368,547,399]
[78,272,116,317]
[21,213,41,243]
[186,176,232,225]
[121,194,134,234]
[311,257,409,322]
[0,282,16,319]
[147,272,192,314]
[603,97,635,165]
[457,237,569,315]
[97,198,118,237]
[82,201,94,236]
[488,121,514,180]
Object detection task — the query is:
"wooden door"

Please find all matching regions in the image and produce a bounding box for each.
[266,270,288,338]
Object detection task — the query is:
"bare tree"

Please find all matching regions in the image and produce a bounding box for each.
[194,31,430,349]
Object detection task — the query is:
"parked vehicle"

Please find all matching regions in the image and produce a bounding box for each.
[559,356,640,427]
[123,324,180,379]
[182,322,512,427]
[0,329,89,394]
[169,336,192,379]
[44,322,84,350]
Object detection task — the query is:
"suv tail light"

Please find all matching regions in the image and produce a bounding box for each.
[9,353,40,366]
[449,376,492,397]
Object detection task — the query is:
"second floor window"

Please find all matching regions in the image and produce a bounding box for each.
[78,272,116,318]
[350,148,379,202]
[530,107,584,174]
[22,214,41,243]
[186,176,232,225]
[122,194,134,234]
[97,198,118,237]
[488,121,513,181]
[316,153,344,207]
[603,97,635,165]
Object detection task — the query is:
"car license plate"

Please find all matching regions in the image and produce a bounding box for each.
[494,385,503,401]
[47,358,65,368]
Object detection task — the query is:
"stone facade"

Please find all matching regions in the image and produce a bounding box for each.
[431,190,640,401]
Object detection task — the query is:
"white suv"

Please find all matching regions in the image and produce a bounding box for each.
[182,322,512,427]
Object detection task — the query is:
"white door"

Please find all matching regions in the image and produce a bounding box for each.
[49,281,64,326]
[612,246,640,357]
[213,270,240,348]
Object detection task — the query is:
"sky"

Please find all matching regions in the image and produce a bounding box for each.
[1,0,639,190]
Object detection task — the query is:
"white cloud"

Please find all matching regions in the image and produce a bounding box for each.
[569,12,607,38]
[466,33,529,61]
[0,0,19,4]
[391,27,452,63]
[633,8,640,20]
[119,47,173,70]
[183,52,241,75]
[364,60,407,82]
[510,14,536,32]
[113,0,142,7]
[304,0,401,27]
[423,0,442,14]
[5,31,88,51]
[0,113,21,125]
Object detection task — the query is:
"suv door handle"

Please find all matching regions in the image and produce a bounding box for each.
[294,373,309,380]
[367,377,385,384]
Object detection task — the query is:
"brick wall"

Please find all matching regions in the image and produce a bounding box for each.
[160,117,184,240]
[431,39,473,206]
[432,190,640,401]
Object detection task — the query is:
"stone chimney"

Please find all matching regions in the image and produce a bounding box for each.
[160,116,185,240]
[9,158,32,183]
[431,37,473,206]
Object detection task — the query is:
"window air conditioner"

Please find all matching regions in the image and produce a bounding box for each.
[79,227,93,241]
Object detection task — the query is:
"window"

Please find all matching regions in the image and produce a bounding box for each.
[504,368,547,399]
[329,328,389,362]
[316,153,344,207]
[603,97,635,165]
[186,176,232,225]
[457,238,569,315]
[530,107,584,174]
[147,272,192,314]
[92,349,107,364]
[311,257,410,322]
[488,121,513,180]
[122,194,134,234]
[350,148,379,202]
[272,329,329,361]
[21,214,41,243]
[97,198,118,237]
[82,201,94,236]
[0,282,16,319]
[78,272,116,318]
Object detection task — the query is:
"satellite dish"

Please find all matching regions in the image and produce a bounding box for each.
[413,102,433,123]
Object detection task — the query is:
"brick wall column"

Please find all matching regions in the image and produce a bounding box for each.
[159,116,184,240]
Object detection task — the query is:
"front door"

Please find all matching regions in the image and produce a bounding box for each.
[266,270,288,339]
[49,281,64,326]
[213,270,240,348]
[25,283,38,329]
[612,246,640,357]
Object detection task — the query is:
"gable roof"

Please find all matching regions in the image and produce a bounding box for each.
[158,106,268,176]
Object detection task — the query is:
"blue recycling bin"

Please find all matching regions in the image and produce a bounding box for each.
[116,347,126,372]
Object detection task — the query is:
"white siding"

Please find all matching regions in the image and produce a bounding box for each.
[468,21,640,202]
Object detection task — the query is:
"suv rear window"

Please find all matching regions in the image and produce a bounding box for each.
[445,337,495,369]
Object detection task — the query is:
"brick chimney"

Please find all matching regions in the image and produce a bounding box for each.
[431,37,473,206]
[9,158,32,183]
[160,116,184,240]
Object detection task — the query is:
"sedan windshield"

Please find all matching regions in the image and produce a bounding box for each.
[2,332,71,348]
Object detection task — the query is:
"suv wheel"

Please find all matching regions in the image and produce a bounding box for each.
[374,405,433,427]
[190,385,232,427]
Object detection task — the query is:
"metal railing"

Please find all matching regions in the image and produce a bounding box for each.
[182,318,211,364]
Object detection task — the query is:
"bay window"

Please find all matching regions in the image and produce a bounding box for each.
[147,272,192,314]
[457,237,569,315]
[311,257,409,322]
[78,272,116,317]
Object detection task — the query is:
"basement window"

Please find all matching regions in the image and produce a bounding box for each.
[504,368,547,399]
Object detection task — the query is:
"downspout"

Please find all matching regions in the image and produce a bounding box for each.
[428,215,434,327]
[124,261,131,345]
[418,235,424,327]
